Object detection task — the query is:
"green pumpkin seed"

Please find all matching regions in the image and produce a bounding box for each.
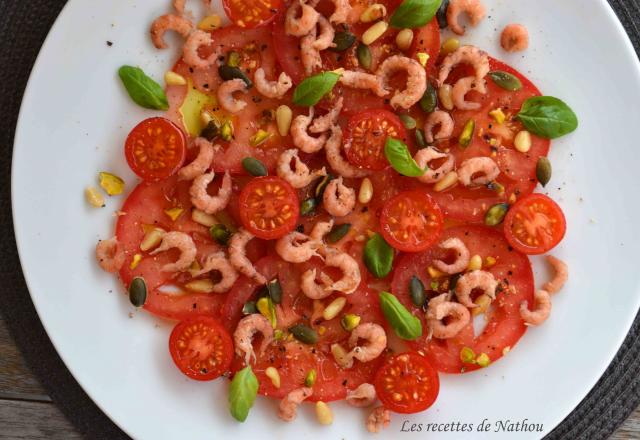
[536,157,552,187]
[485,203,509,226]
[227,51,241,67]
[200,120,220,141]
[357,43,372,70]
[486,181,505,195]
[129,277,147,307]
[489,71,523,91]
[459,119,475,148]
[267,278,282,304]
[419,83,438,113]
[449,273,461,291]
[242,301,258,315]
[210,224,231,245]
[242,157,268,176]
[415,129,427,148]
[218,65,253,88]
[331,31,356,52]
[398,114,417,130]
[409,275,426,307]
[289,324,318,345]
[326,223,351,243]
[314,174,334,199]
[436,0,449,28]
[300,198,318,216]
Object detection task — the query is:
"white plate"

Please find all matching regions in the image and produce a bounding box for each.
[12,0,640,438]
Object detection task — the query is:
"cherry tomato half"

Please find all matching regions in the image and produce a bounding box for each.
[239,176,299,239]
[124,117,187,181]
[222,0,283,29]
[169,316,233,381]
[380,191,444,252]
[503,193,566,255]
[374,352,440,413]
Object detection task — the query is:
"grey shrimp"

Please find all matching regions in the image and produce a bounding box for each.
[229,229,267,284]
[291,108,328,153]
[178,138,215,181]
[301,269,333,299]
[150,231,197,272]
[173,0,212,15]
[285,0,320,37]
[95,237,125,273]
[191,252,238,293]
[432,237,470,274]
[376,55,427,109]
[338,71,387,97]
[447,0,487,35]
[150,14,193,50]
[189,171,232,214]
[348,323,387,362]
[301,27,323,75]
[414,147,455,184]
[501,24,529,53]
[544,255,568,294]
[323,177,356,217]
[254,68,293,99]
[234,314,274,364]
[346,383,376,408]
[217,79,248,113]
[310,219,334,241]
[452,76,486,110]
[520,289,551,326]
[427,293,471,339]
[311,15,336,51]
[278,387,313,422]
[455,270,498,308]
[277,149,327,189]
[423,110,454,143]
[275,231,322,263]
[437,45,489,87]
[309,97,343,134]
[366,406,391,433]
[324,247,361,294]
[457,157,500,186]
[325,125,370,178]
[327,0,351,24]
[183,30,221,69]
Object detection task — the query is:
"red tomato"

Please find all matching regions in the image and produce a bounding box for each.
[380,191,444,252]
[344,109,408,171]
[124,117,186,181]
[374,352,440,413]
[222,0,283,29]
[239,176,299,239]
[391,225,534,373]
[169,316,233,381]
[503,193,566,255]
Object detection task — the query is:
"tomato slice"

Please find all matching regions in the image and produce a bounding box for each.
[169,316,233,381]
[344,109,408,171]
[124,117,187,181]
[374,352,440,414]
[239,176,299,239]
[222,0,282,29]
[503,193,566,255]
[380,191,444,252]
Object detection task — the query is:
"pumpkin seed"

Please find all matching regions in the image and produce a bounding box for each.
[331,31,356,52]
[357,43,372,70]
[210,224,231,245]
[488,71,523,91]
[218,65,252,88]
[267,278,283,304]
[449,273,462,291]
[327,223,351,243]
[536,157,552,187]
[485,203,509,226]
[300,198,318,216]
[289,324,318,345]
[200,120,220,141]
[436,0,449,28]
[314,174,334,199]
[398,114,417,129]
[242,301,258,315]
[419,83,438,113]
[459,119,475,147]
[129,277,147,307]
[415,129,427,148]
[409,275,426,307]
[242,157,268,176]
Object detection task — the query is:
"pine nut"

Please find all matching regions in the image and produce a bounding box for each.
[433,171,458,192]
[85,187,105,208]
[140,228,165,251]
[360,4,387,23]
[441,37,460,55]
[395,29,414,51]
[265,366,281,388]
[315,401,333,425]
[438,84,454,110]
[467,255,482,271]
[164,71,186,86]
[185,279,215,293]
[362,21,388,45]
[514,130,532,153]
[323,297,347,320]
[472,294,492,316]
[358,177,373,204]
[276,105,293,136]
[192,209,218,227]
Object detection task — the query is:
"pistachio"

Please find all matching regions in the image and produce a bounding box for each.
[210,224,231,245]
[485,203,509,226]
[220,120,234,141]
[99,172,125,196]
[227,51,241,67]
[305,369,317,387]
[458,119,475,148]
[249,129,271,147]
[341,314,361,331]
[257,297,277,328]
[300,198,318,216]
[460,346,476,364]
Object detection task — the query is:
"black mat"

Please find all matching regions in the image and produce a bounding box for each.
[0,1,639,439]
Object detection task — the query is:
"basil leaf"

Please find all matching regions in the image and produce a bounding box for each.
[379,291,422,340]
[516,96,578,139]
[228,366,259,422]
[118,66,169,110]
[390,0,442,29]
[384,138,425,177]
[292,72,340,106]
[364,233,394,278]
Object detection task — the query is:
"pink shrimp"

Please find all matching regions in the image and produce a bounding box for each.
[301,269,334,299]
[376,55,427,109]
[544,255,568,294]
[446,0,487,35]
[291,108,328,153]
[324,247,361,294]
[323,176,356,217]
[301,27,323,75]
[327,0,351,24]
[150,231,197,272]
[325,125,370,178]
[338,71,387,97]
[275,231,322,263]
[457,157,500,186]
[414,147,455,184]
[309,97,343,134]
[348,323,387,362]
[366,406,391,433]
[277,149,327,189]
[452,76,486,110]
[217,79,248,113]
[501,24,529,53]
[229,229,267,284]
[520,289,551,326]
[173,0,212,15]
[455,270,498,308]
[254,68,293,99]
[95,237,125,273]
[346,383,376,407]
[312,15,336,50]
[432,237,470,274]
[278,387,313,422]
[423,110,455,143]
[177,138,215,181]
[310,219,334,241]
[189,171,232,214]
[183,30,220,69]
[191,252,238,293]
[437,45,490,87]
[234,314,274,364]
[426,293,471,339]
[285,0,320,37]
[150,14,193,50]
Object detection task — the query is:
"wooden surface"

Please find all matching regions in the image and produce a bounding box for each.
[0,315,638,439]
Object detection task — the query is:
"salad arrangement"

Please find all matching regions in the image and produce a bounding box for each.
[91,0,576,432]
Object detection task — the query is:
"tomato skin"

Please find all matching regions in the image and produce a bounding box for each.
[503,193,566,255]
[169,316,233,381]
[374,352,440,414]
[124,117,186,181]
[222,0,282,29]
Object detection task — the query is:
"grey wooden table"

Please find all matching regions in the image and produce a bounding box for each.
[0,315,637,438]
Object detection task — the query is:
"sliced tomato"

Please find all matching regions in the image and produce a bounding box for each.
[503,193,566,255]
[124,117,186,181]
[344,109,407,171]
[380,191,444,252]
[222,0,283,29]
[239,176,299,239]
[374,352,440,413]
[169,316,233,381]
[391,225,534,373]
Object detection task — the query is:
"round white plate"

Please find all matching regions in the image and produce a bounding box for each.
[12,0,640,438]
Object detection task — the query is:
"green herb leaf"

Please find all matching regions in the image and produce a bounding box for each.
[229,366,259,422]
[516,96,578,139]
[384,138,425,177]
[390,0,442,29]
[364,233,394,278]
[118,66,169,110]
[379,291,422,340]
[292,72,340,106]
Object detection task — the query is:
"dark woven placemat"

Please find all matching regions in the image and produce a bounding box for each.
[0,1,638,439]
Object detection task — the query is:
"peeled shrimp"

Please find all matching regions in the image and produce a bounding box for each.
[278,387,313,422]
[150,231,197,272]
[183,30,220,69]
[254,68,293,99]
[173,0,211,15]
[520,289,551,326]
[234,314,274,364]
[375,55,427,109]
[301,269,334,299]
[457,157,500,186]
[455,270,498,308]
[189,171,232,214]
[191,252,238,293]
[95,237,125,273]
[414,147,455,184]
[426,293,471,339]
[324,125,370,178]
[150,14,193,50]
[346,383,376,408]
[301,27,323,75]
[310,219,334,241]
[366,406,391,433]
[178,138,215,181]
[285,0,320,37]
[452,76,486,110]
[327,0,351,24]
[432,238,470,274]
[544,255,568,294]
[291,108,328,153]
[275,231,322,263]
[217,79,248,113]
[446,0,487,35]
[348,323,387,362]
[311,15,336,50]
[501,24,529,53]
[277,149,327,189]
[339,71,387,97]
[437,45,490,87]
[229,229,267,284]
[309,97,343,134]
[323,176,356,217]
[324,247,361,294]
[423,110,455,143]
